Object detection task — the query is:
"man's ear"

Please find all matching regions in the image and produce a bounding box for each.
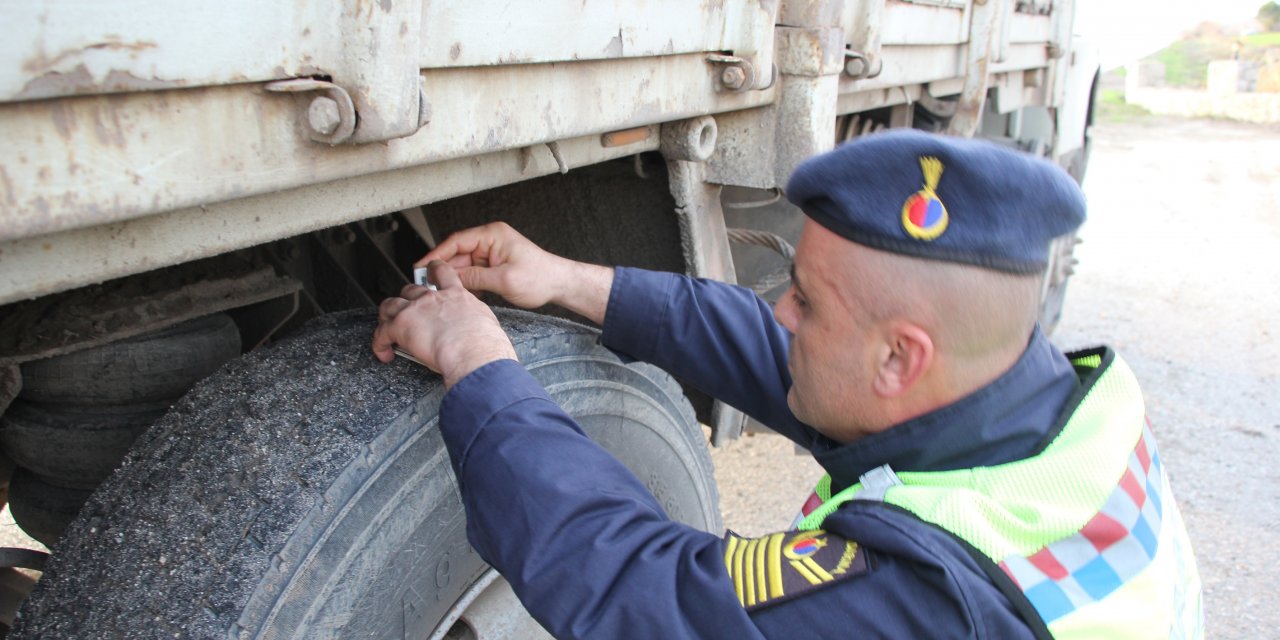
[872,323,934,397]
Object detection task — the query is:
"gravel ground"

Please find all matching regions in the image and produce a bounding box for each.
[710,115,1280,637]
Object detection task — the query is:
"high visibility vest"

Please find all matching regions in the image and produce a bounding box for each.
[794,349,1203,639]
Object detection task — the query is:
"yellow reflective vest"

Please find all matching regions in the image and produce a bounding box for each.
[796,349,1203,639]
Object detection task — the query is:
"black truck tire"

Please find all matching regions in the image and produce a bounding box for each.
[13,309,720,639]
[17,313,242,407]
[0,399,167,490]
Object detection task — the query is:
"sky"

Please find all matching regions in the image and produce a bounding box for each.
[1075,0,1271,68]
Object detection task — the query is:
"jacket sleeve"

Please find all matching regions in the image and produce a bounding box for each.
[439,359,767,640]
[438,361,1023,639]
[600,267,818,448]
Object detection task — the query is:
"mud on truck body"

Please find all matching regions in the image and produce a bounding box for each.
[0,0,1098,636]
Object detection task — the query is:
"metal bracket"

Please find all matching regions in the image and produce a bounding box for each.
[264,0,427,145]
[268,78,432,147]
[723,188,783,210]
[917,91,959,118]
[947,0,1001,136]
[843,49,884,81]
[660,116,719,163]
[265,79,358,145]
[706,54,774,92]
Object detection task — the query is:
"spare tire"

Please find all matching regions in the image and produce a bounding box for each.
[0,400,167,490]
[18,314,241,406]
[13,309,720,639]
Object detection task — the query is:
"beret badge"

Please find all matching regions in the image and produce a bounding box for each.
[900,156,949,241]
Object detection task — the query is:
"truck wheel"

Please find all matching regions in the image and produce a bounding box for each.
[12,309,720,639]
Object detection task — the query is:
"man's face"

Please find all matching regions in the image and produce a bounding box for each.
[772,220,880,442]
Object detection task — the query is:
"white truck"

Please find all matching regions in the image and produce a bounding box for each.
[0,1,1097,636]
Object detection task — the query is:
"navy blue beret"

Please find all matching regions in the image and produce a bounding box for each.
[785,129,1086,273]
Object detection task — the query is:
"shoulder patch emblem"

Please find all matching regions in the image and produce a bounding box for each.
[723,529,870,611]
[901,156,949,241]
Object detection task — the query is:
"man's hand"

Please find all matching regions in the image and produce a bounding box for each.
[372,260,518,389]
[421,222,614,325]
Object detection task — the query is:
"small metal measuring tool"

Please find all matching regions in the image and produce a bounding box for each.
[392,266,438,367]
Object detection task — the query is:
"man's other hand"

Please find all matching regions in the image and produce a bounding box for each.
[372,260,518,388]
[418,222,569,310]
[418,222,614,325]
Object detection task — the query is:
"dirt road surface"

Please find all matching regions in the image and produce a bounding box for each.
[710,116,1280,638]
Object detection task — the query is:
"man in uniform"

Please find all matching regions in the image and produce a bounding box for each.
[372,130,1203,638]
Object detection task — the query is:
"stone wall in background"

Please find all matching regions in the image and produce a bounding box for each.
[1126,60,1280,124]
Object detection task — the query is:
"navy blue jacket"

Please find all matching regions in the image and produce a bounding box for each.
[439,267,1081,638]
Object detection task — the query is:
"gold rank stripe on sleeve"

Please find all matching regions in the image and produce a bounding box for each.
[724,533,786,607]
[790,555,832,585]
[766,531,785,600]
[723,530,872,611]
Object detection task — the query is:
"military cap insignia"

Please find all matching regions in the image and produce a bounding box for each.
[901,156,949,240]
[723,530,870,611]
